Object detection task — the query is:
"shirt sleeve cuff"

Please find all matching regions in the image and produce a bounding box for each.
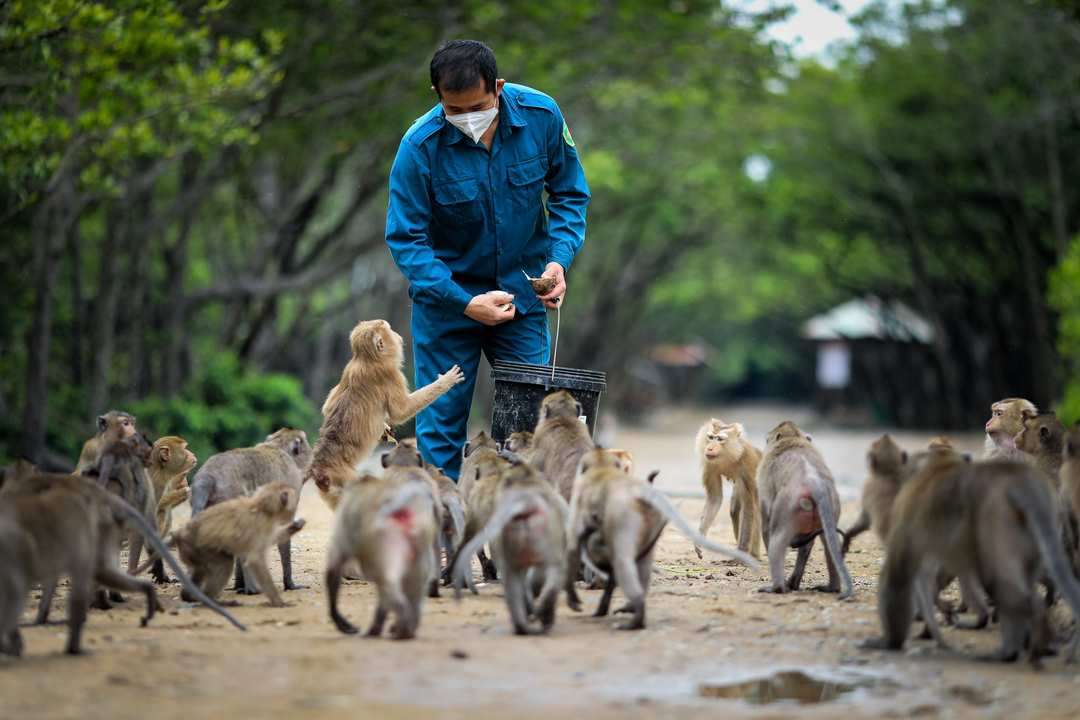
[548,246,575,274]
[445,283,474,315]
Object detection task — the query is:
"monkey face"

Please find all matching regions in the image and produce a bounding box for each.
[985,399,1036,448]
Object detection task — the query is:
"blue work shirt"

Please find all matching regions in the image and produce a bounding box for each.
[385,83,590,317]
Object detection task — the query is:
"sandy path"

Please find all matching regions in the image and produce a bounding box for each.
[2,405,1078,719]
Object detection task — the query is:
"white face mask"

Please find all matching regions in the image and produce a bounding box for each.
[445,103,498,143]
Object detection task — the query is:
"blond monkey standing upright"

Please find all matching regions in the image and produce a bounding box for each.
[308,320,464,508]
[694,419,763,559]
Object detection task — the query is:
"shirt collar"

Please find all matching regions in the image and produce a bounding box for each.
[438,91,528,146]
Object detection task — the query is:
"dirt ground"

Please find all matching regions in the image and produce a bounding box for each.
[4,404,1080,720]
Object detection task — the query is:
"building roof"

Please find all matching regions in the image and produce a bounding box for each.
[801,296,934,343]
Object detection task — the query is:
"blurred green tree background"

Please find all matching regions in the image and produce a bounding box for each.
[3,0,1080,467]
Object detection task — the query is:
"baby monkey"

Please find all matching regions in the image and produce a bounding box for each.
[164,482,305,608]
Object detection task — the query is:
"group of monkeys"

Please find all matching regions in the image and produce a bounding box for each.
[696,398,1080,667]
[2,315,1079,672]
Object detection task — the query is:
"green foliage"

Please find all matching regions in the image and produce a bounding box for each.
[1050,237,1080,424]
[129,354,319,463]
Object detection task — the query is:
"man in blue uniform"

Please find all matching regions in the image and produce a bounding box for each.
[385,40,590,480]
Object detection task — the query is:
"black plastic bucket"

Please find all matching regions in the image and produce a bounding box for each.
[489,360,607,443]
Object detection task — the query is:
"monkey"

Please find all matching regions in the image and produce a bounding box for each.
[160,482,305,608]
[81,433,158,610]
[451,462,569,634]
[1015,411,1066,485]
[425,463,467,586]
[189,428,311,594]
[504,431,534,461]
[694,419,763,560]
[1061,427,1080,576]
[452,452,511,586]
[865,455,1080,665]
[0,472,244,656]
[564,449,757,630]
[378,443,446,598]
[74,410,137,472]
[983,398,1038,461]
[325,470,439,640]
[142,436,197,584]
[841,434,908,555]
[531,390,594,501]
[756,421,853,599]
[457,429,500,501]
[307,319,464,509]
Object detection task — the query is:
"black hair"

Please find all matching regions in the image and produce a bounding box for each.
[430,40,497,96]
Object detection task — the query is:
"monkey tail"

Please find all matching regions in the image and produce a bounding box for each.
[1008,480,1080,661]
[635,483,758,570]
[450,495,534,599]
[95,490,246,632]
[445,496,466,546]
[188,473,211,516]
[809,479,854,599]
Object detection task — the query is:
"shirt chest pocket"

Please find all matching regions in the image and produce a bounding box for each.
[507,156,547,209]
[433,178,484,227]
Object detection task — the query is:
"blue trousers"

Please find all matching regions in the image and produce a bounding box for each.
[412,304,550,480]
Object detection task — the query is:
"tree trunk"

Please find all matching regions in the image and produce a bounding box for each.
[86,207,123,419]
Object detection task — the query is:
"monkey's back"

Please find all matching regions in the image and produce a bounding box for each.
[192,445,299,512]
[532,416,594,500]
[757,440,838,509]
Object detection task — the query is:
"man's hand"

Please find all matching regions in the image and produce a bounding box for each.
[539,262,566,309]
[465,291,516,326]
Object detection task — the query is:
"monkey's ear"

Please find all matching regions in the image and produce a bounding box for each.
[647,470,659,484]
[900,450,908,464]
[962,453,972,462]
[374,333,386,353]
[805,434,813,443]
[381,453,391,468]
[280,490,290,507]
[159,445,171,463]
[97,415,108,432]
[575,401,583,416]
[462,441,472,459]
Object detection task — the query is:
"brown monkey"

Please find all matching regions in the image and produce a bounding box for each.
[82,433,158,598]
[75,410,137,472]
[379,443,445,598]
[504,431,534,460]
[308,319,464,509]
[325,470,439,640]
[531,390,594,501]
[453,452,511,585]
[842,434,908,554]
[694,419,763,559]
[0,473,244,656]
[164,482,304,607]
[425,464,467,586]
[189,428,311,593]
[452,462,569,634]
[983,398,1037,461]
[866,456,1080,664]
[1015,411,1066,485]
[757,421,853,599]
[457,429,500,501]
[565,449,756,630]
[144,436,197,584]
